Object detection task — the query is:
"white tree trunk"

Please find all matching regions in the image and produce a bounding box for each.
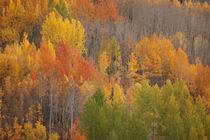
[70,91,75,129]
[49,76,53,137]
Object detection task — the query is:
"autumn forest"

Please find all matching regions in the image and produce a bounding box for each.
[0,0,209,139]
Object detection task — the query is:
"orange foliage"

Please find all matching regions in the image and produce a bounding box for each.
[38,40,56,73]
[31,71,37,81]
[194,59,210,110]
[25,0,49,25]
[95,0,119,23]
[70,118,86,140]
[11,117,22,140]
[56,42,94,85]
[174,48,189,79]
[73,0,95,19]
[133,36,161,78]
[5,117,22,140]
[69,0,119,23]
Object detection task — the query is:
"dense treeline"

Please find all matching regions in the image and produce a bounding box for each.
[0,0,210,65]
[0,0,209,139]
[113,0,210,65]
[81,81,209,140]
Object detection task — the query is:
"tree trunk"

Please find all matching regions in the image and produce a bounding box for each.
[70,91,75,129]
[49,76,53,137]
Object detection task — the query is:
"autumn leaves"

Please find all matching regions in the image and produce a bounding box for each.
[0,0,210,139]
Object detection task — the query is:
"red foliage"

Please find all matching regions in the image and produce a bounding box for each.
[31,71,37,81]
[56,42,72,76]
[56,42,94,85]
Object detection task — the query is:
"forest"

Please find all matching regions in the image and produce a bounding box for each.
[0,0,209,139]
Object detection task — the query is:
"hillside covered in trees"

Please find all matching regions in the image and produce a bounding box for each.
[0,0,209,139]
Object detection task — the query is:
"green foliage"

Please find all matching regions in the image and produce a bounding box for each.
[81,89,107,140]
[82,80,210,139]
[92,88,106,107]
[162,94,186,140]
[49,0,69,19]
[132,81,163,140]
[0,0,209,139]
[81,89,130,140]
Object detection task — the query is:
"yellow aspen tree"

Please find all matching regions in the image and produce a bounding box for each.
[128,52,138,84]
[160,38,176,81]
[22,123,36,140]
[41,12,86,54]
[202,2,210,12]
[98,51,110,77]
[34,121,47,140]
[0,46,20,84]
[112,84,125,105]
[0,0,27,45]
[99,36,122,82]
[36,103,43,123]
[174,48,189,80]
[133,35,161,81]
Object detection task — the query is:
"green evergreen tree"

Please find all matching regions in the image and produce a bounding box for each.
[81,89,107,140]
[132,81,162,140]
[163,94,186,140]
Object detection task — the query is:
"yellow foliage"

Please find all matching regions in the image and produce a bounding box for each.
[0,36,37,83]
[49,133,60,140]
[22,123,36,140]
[41,12,86,54]
[80,81,95,95]
[187,65,197,93]
[0,28,19,45]
[36,103,43,123]
[184,0,193,9]
[203,2,210,12]
[0,50,19,84]
[171,32,188,51]
[103,85,111,102]
[134,35,162,77]
[98,51,110,76]
[34,121,47,140]
[174,48,189,79]
[160,38,176,77]
[48,41,56,61]
[128,52,138,81]
[54,0,60,5]
[173,0,180,7]
[102,84,125,105]
[113,84,125,105]
[0,0,27,44]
